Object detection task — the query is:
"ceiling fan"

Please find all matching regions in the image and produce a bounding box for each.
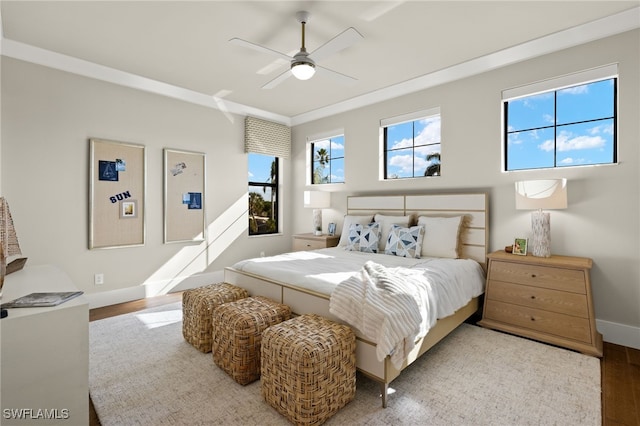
[229,11,363,89]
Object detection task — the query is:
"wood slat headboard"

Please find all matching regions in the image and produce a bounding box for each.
[347,193,489,267]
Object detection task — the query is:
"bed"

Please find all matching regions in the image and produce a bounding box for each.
[224,193,489,407]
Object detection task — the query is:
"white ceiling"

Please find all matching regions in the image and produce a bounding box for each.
[1,1,639,125]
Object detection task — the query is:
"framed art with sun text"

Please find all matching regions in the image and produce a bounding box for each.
[164,149,206,243]
[89,138,146,249]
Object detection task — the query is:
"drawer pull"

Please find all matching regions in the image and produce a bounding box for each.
[530,295,536,300]
[531,274,537,278]
[530,317,536,321]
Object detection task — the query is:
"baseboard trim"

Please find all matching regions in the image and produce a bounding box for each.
[86,270,224,309]
[597,319,640,350]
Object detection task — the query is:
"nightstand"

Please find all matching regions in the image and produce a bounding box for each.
[292,233,340,251]
[478,250,603,357]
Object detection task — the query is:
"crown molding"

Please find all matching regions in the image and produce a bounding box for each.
[1,7,638,128]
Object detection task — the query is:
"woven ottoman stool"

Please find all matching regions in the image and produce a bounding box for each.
[182,283,249,353]
[261,314,356,426]
[212,296,291,385]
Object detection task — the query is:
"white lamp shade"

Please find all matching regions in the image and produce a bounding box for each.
[303,191,331,209]
[515,179,568,210]
[291,63,316,80]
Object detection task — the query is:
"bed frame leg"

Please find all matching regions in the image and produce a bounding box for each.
[380,383,388,408]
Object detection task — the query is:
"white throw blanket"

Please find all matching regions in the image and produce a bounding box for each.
[329,261,438,368]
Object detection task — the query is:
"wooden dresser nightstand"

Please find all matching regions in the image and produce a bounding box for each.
[292,233,340,251]
[478,250,603,357]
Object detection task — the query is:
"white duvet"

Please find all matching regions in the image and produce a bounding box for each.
[232,247,485,362]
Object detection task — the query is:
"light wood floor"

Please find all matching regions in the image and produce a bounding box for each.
[89,292,640,426]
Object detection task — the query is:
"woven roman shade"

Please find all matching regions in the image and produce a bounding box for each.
[244,116,291,159]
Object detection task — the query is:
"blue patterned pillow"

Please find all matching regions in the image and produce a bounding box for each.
[345,222,380,253]
[384,224,425,258]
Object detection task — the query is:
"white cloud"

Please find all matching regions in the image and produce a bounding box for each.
[538,131,606,152]
[588,123,614,136]
[390,118,440,149]
[543,114,555,124]
[388,154,427,175]
[559,84,589,95]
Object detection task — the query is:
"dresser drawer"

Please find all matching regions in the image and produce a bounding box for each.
[489,261,586,293]
[486,280,589,318]
[293,238,327,251]
[484,300,592,344]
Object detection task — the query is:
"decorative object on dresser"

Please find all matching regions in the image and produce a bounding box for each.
[478,250,603,357]
[292,233,340,251]
[515,179,567,257]
[303,190,330,235]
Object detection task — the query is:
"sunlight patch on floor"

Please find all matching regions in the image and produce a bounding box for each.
[136,309,183,329]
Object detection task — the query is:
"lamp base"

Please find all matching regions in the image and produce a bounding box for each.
[312,209,323,235]
[531,210,551,257]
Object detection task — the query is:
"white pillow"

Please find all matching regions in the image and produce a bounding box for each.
[337,215,374,247]
[418,215,463,259]
[374,214,411,252]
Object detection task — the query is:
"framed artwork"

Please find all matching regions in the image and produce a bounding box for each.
[328,222,337,236]
[164,149,206,243]
[513,238,528,255]
[120,200,137,219]
[89,138,145,249]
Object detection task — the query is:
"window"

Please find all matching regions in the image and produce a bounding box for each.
[248,153,279,235]
[503,66,617,171]
[382,108,441,179]
[310,134,345,184]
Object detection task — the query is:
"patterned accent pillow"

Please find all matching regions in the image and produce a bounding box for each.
[384,224,425,258]
[345,222,380,253]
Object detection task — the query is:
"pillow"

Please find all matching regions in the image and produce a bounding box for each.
[374,214,411,252]
[418,215,464,259]
[345,222,380,253]
[337,215,374,247]
[384,224,425,258]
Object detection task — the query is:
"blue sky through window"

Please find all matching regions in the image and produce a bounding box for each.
[385,116,441,178]
[506,78,615,170]
[312,135,345,183]
[248,153,274,200]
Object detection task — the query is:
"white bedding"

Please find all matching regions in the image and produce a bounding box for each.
[232,247,485,320]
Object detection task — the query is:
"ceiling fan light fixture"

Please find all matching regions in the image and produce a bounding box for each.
[291,61,316,80]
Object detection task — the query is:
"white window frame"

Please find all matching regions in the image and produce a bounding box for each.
[379,107,441,180]
[501,64,618,172]
[305,128,345,186]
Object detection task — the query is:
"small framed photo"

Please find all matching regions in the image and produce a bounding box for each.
[513,238,528,255]
[120,200,137,219]
[328,222,337,236]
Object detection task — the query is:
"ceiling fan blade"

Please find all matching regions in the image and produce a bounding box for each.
[308,27,363,63]
[229,37,293,62]
[262,69,293,89]
[315,65,358,86]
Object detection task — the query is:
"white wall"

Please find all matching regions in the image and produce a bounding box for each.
[291,30,640,348]
[2,29,638,348]
[1,56,292,306]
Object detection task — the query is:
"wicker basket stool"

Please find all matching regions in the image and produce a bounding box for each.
[212,296,291,385]
[261,314,356,426]
[182,283,249,353]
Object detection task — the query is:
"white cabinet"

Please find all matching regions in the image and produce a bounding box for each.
[1,265,89,425]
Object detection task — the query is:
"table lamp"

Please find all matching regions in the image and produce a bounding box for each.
[515,179,567,257]
[303,191,330,235]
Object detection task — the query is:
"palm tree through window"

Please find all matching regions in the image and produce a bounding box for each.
[311,135,345,184]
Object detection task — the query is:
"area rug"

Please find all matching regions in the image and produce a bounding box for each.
[89,302,601,425]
